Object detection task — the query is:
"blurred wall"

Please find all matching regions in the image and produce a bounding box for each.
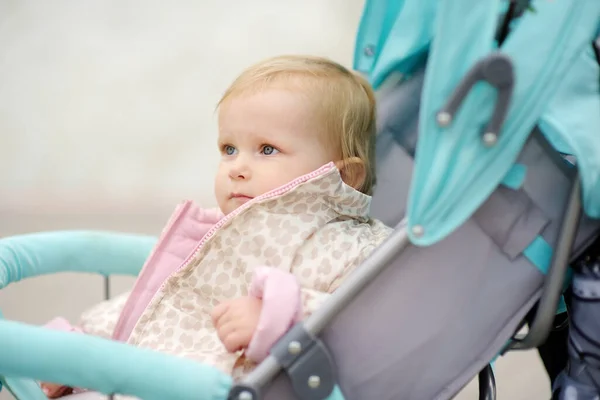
[0,0,365,324]
[0,0,365,216]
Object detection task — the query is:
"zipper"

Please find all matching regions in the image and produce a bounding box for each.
[113,200,192,341]
[127,163,336,342]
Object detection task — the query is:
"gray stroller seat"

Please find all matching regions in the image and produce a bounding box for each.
[244,70,600,400]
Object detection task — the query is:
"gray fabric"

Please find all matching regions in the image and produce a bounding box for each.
[375,68,424,158]
[554,265,600,398]
[555,374,600,400]
[369,69,424,227]
[474,183,550,260]
[369,136,413,227]
[259,78,599,399]
[261,133,598,400]
[572,277,600,299]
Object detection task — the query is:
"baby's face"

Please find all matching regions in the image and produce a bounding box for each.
[215,88,338,215]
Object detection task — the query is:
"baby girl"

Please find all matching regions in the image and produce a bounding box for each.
[42,55,392,398]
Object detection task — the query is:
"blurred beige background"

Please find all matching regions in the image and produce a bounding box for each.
[0,1,550,399]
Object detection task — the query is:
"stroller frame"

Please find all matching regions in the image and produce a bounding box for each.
[228,163,583,400]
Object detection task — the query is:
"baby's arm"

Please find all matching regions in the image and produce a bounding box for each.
[78,290,131,338]
[244,267,303,362]
[243,244,378,362]
[41,291,130,397]
[244,266,349,362]
[297,287,331,320]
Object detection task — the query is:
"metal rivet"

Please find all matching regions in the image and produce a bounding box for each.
[363,45,375,57]
[411,225,424,237]
[288,341,302,355]
[238,391,254,400]
[482,132,498,147]
[308,375,321,389]
[436,112,452,127]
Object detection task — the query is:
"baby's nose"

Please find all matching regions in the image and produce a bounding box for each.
[228,164,250,180]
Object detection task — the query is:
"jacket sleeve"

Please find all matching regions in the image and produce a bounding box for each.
[245,276,333,362]
[297,225,392,317]
[297,287,331,320]
[244,265,350,363]
[244,238,389,362]
[245,267,302,362]
[44,291,130,339]
[297,242,378,320]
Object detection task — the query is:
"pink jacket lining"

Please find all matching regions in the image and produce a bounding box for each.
[44,164,338,370]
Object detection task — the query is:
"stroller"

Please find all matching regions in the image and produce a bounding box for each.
[0,0,599,399]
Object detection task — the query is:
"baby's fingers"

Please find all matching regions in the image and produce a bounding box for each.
[211,302,230,326]
[40,382,73,398]
[221,329,249,353]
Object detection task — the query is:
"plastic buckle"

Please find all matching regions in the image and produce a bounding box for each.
[436,52,515,148]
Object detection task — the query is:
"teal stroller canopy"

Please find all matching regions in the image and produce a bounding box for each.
[355,0,600,246]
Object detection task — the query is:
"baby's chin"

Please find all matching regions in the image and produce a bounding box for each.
[221,197,253,215]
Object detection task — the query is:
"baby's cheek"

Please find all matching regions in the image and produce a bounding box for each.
[263,165,300,188]
[213,178,229,210]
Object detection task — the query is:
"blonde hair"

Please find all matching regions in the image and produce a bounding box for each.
[217,55,377,195]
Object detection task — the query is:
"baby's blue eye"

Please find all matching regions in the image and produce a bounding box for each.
[224,145,237,155]
[261,145,279,155]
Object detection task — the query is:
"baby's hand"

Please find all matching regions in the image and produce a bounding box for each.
[211,296,263,353]
[40,382,73,398]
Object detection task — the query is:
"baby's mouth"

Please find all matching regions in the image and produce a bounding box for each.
[230,193,254,201]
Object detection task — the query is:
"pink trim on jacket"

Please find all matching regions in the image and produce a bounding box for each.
[111,203,224,341]
[117,163,335,343]
[46,163,338,361]
[245,267,302,362]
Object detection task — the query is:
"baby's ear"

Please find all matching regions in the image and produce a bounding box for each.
[334,157,366,191]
